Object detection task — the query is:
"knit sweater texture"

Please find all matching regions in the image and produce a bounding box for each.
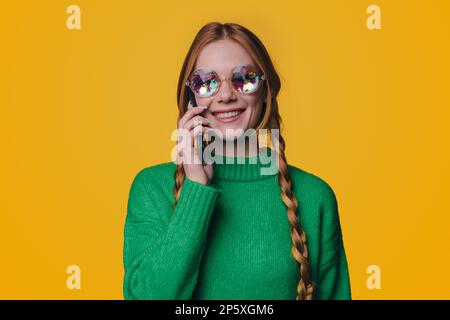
[123,150,351,300]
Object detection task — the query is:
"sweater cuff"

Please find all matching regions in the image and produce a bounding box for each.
[171,177,222,238]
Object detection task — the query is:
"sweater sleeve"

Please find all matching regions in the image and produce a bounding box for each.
[123,170,222,300]
[314,186,352,300]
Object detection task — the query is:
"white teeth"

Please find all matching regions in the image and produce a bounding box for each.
[215,110,243,119]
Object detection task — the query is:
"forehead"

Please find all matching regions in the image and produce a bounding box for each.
[194,39,255,74]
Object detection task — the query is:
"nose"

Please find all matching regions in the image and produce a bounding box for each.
[217,78,236,103]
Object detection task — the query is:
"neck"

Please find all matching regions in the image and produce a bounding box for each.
[211,147,278,182]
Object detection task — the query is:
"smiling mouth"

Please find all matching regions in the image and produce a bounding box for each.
[211,108,246,122]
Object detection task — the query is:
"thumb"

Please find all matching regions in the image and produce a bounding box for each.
[204,163,213,180]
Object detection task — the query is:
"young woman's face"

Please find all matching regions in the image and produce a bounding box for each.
[193,39,264,140]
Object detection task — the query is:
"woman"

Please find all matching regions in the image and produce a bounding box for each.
[123,22,351,300]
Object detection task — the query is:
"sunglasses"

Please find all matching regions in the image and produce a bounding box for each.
[186,64,266,98]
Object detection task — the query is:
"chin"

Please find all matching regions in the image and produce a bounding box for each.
[215,119,247,132]
[207,110,256,141]
[219,125,253,142]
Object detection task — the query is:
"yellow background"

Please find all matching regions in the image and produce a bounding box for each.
[1,0,449,299]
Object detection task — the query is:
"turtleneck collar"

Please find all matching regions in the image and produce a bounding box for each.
[211,147,278,182]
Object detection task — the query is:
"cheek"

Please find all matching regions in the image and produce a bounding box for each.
[245,98,263,124]
[195,96,214,107]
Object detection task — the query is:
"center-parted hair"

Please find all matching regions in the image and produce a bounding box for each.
[173,22,315,300]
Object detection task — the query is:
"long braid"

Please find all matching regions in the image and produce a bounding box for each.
[172,163,185,209]
[276,133,315,300]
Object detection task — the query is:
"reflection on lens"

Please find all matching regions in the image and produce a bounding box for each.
[232,66,260,94]
[199,79,218,97]
[191,68,219,97]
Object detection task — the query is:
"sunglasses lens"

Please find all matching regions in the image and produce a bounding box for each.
[190,69,219,97]
[232,66,262,95]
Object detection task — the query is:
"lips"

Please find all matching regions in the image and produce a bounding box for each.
[211,108,245,123]
[211,108,246,121]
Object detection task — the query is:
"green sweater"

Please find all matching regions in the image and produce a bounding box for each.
[123,151,351,300]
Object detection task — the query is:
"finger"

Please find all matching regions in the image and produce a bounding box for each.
[191,127,208,154]
[178,133,200,165]
[178,101,193,128]
[192,124,208,139]
[184,115,209,131]
[178,125,208,152]
[178,106,207,128]
[189,105,207,116]
[190,127,207,165]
